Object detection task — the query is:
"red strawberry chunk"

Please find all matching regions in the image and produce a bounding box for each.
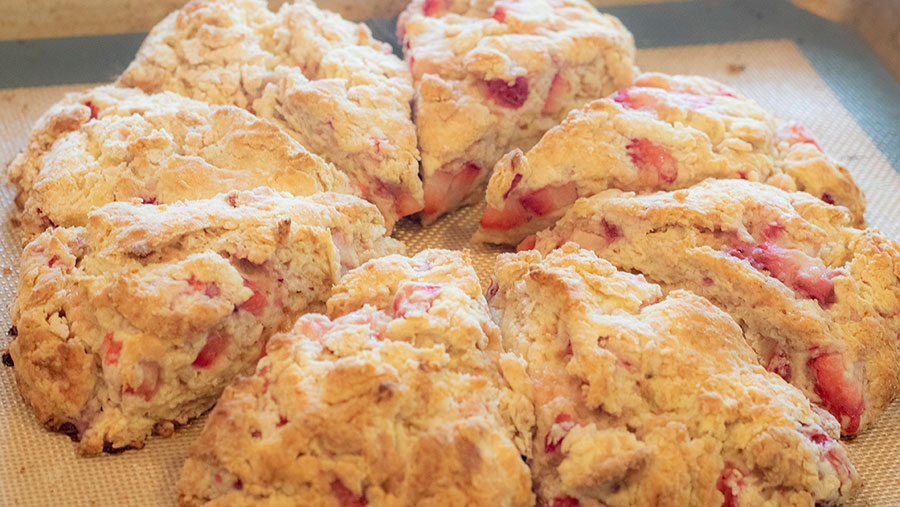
[543,413,574,454]
[516,235,537,252]
[542,73,570,114]
[627,138,678,184]
[423,163,481,220]
[778,123,821,150]
[520,182,578,217]
[192,333,229,369]
[485,76,529,109]
[393,283,442,318]
[732,242,838,308]
[84,100,100,119]
[102,332,122,366]
[503,173,523,200]
[808,352,864,434]
[481,201,530,231]
[239,279,267,316]
[767,345,792,382]
[612,88,657,111]
[423,0,449,16]
[821,193,835,205]
[491,4,507,22]
[395,190,424,217]
[125,360,161,401]
[801,426,854,480]
[350,181,368,200]
[553,496,580,507]
[717,465,743,507]
[332,480,367,507]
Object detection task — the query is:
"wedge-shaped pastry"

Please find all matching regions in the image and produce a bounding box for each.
[7,86,350,244]
[119,0,421,228]
[178,250,534,506]
[397,0,635,223]
[489,245,858,505]
[8,188,401,455]
[476,72,865,245]
[532,180,900,435]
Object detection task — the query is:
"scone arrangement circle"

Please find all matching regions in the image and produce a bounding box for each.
[3,0,898,505]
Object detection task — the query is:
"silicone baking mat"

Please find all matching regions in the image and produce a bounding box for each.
[2,1,899,505]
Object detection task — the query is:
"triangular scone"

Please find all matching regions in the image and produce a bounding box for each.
[489,245,858,505]
[8,188,401,455]
[119,0,421,229]
[177,250,534,506]
[397,0,635,223]
[532,180,900,435]
[7,86,351,244]
[476,72,865,245]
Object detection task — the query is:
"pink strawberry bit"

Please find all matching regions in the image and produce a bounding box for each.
[350,181,369,200]
[516,235,537,252]
[702,277,714,286]
[239,279,267,316]
[715,88,737,98]
[552,496,580,507]
[192,333,228,369]
[821,193,835,205]
[778,123,822,150]
[124,360,162,401]
[520,182,578,217]
[187,275,221,299]
[566,219,620,252]
[277,414,289,427]
[543,413,575,454]
[612,88,657,111]
[717,464,743,507]
[808,352,864,434]
[48,255,60,267]
[491,3,507,22]
[332,480,367,507]
[394,190,424,218]
[423,0,449,16]
[760,221,785,242]
[503,173,523,200]
[84,100,100,120]
[542,73,570,114]
[801,426,854,480]
[423,163,480,220]
[627,138,678,184]
[485,280,499,302]
[296,314,332,341]
[101,332,122,366]
[485,76,529,109]
[730,241,838,308]
[392,283,442,318]
[737,170,748,180]
[766,345,792,382]
[481,201,530,231]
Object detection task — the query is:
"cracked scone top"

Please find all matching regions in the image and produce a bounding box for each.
[8,188,401,455]
[397,0,636,223]
[532,180,900,435]
[489,245,858,506]
[7,86,350,245]
[118,0,421,229]
[177,249,534,506]
[476,72,865,245]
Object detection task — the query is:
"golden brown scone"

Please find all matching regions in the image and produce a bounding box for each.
[177,250,534,506]
[8,188,401,455]
[397,0,636,223]
[118,0,421,229]
[476,72,865,245]
[532,180,900,435]
[6,85,350,245]
[489,245,858,506]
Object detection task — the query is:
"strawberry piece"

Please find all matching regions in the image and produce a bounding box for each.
[627,138,678,184]
[296,314,332,341]
[715,88,737,98]
[395,190,424,217]
[491,4,507,22]
[481,201,530,231]
[423,0,449,16]
[393,283,442,318]
[84,101,100,120]
[516,235,537,252]
[717,465,743,507]
[821,193,835,205]
[766,345,792,382]
[552,496,580,507]
[187,275,220,299]
[350,181,368,200]
[423,163,481,220]
[612,88,657,111]
[802,427,854,480]
[674,92,713,110]
[239,279,267,316]
[125,360,161,401]
[520,182,578,217]
[542,73,570,114]
[485,280,499,302]
[101,332,122,366]
[543,413,574,454]
[503,173,523,200]
[808,352,864,434]
[760,222,785,242]
[332,480,367,507]
[778,123,821,150]
[732,242,837,308]
[192,333,228,369]
[485,76,529,109]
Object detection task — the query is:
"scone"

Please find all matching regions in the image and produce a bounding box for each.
[7,86,350,244]
[397,0,635,223]
[531,180,900,435]
[8,188,401,455]
[476,72,866,245]
[118,0,421,229]
[177,250,534,506]
[489,245,858,506]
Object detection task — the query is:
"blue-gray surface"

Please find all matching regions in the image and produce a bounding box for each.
[1,0,897,170]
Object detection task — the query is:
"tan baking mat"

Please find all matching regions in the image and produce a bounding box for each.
[1,39,898,506]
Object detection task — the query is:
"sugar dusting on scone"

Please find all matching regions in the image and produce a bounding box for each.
[118,0,421,229]
[489,244,858,505]
[8,188,401,455]
[476,72,865,245]
[397,0,636,223]
[177,249,534,506]
[6,86,351,245]
[532,180,900,435]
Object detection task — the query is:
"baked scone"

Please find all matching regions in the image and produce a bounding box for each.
[8,188,401,455]
[7,85,350,245]
[489,245,858,506]
[177,250,534,506]
[531,180,900,435]
[118,0,421,229]
[397,0,635,223]
[476,72,866,245]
